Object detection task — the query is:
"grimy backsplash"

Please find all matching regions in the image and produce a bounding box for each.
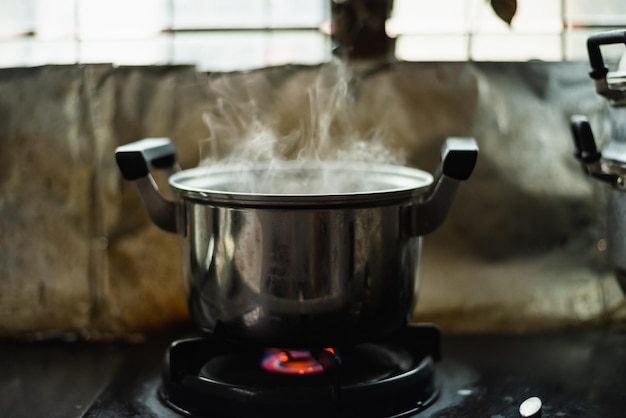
[0,61,623,340]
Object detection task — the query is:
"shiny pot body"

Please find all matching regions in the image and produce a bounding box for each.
[570,122,626,295]
[572,119,626,296]
[180,199,422,347]
[115,137,478,347]
[572,29,626,295]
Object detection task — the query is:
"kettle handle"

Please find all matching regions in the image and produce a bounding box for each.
[115,138,179,233]
[408,137,478,236]
[569,115,621,186]
[587,29,626,103]
[570,115,601,164]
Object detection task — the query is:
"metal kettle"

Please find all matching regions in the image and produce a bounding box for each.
[571,29,626,294]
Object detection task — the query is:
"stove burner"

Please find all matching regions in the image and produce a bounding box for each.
[160,324,441,418]
[261,348,333,375]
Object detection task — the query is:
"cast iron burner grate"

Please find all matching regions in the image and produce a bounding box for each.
[160,324,440,418]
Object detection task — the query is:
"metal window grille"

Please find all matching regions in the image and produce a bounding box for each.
[0,0,625,71]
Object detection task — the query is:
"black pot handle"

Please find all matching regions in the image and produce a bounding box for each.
[116,138,177,180]
[408,137,478,236]
[440,137,479,181]
[115,138,179,233]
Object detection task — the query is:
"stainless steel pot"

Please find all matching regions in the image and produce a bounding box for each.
[115,137,478,347]
[571,29,626,295]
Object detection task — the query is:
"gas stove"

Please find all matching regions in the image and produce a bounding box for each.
[161,324,440,418]
[2,325,626,418]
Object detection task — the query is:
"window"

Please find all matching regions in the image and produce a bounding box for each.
[392,0,626,62]
[0,0,330,71]
[1,0,626,71]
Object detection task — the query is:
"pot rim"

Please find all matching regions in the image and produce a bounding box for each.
[169,160,434,208]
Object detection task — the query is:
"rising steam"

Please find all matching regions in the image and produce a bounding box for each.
[200,60,400,164]
[197,60,405,195]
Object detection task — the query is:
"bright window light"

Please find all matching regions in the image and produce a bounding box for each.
[0,0,625,70]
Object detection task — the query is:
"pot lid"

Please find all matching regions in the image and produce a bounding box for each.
[168,160,434,208]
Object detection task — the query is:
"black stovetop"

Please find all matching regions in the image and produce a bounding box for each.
[2,327,625,418]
